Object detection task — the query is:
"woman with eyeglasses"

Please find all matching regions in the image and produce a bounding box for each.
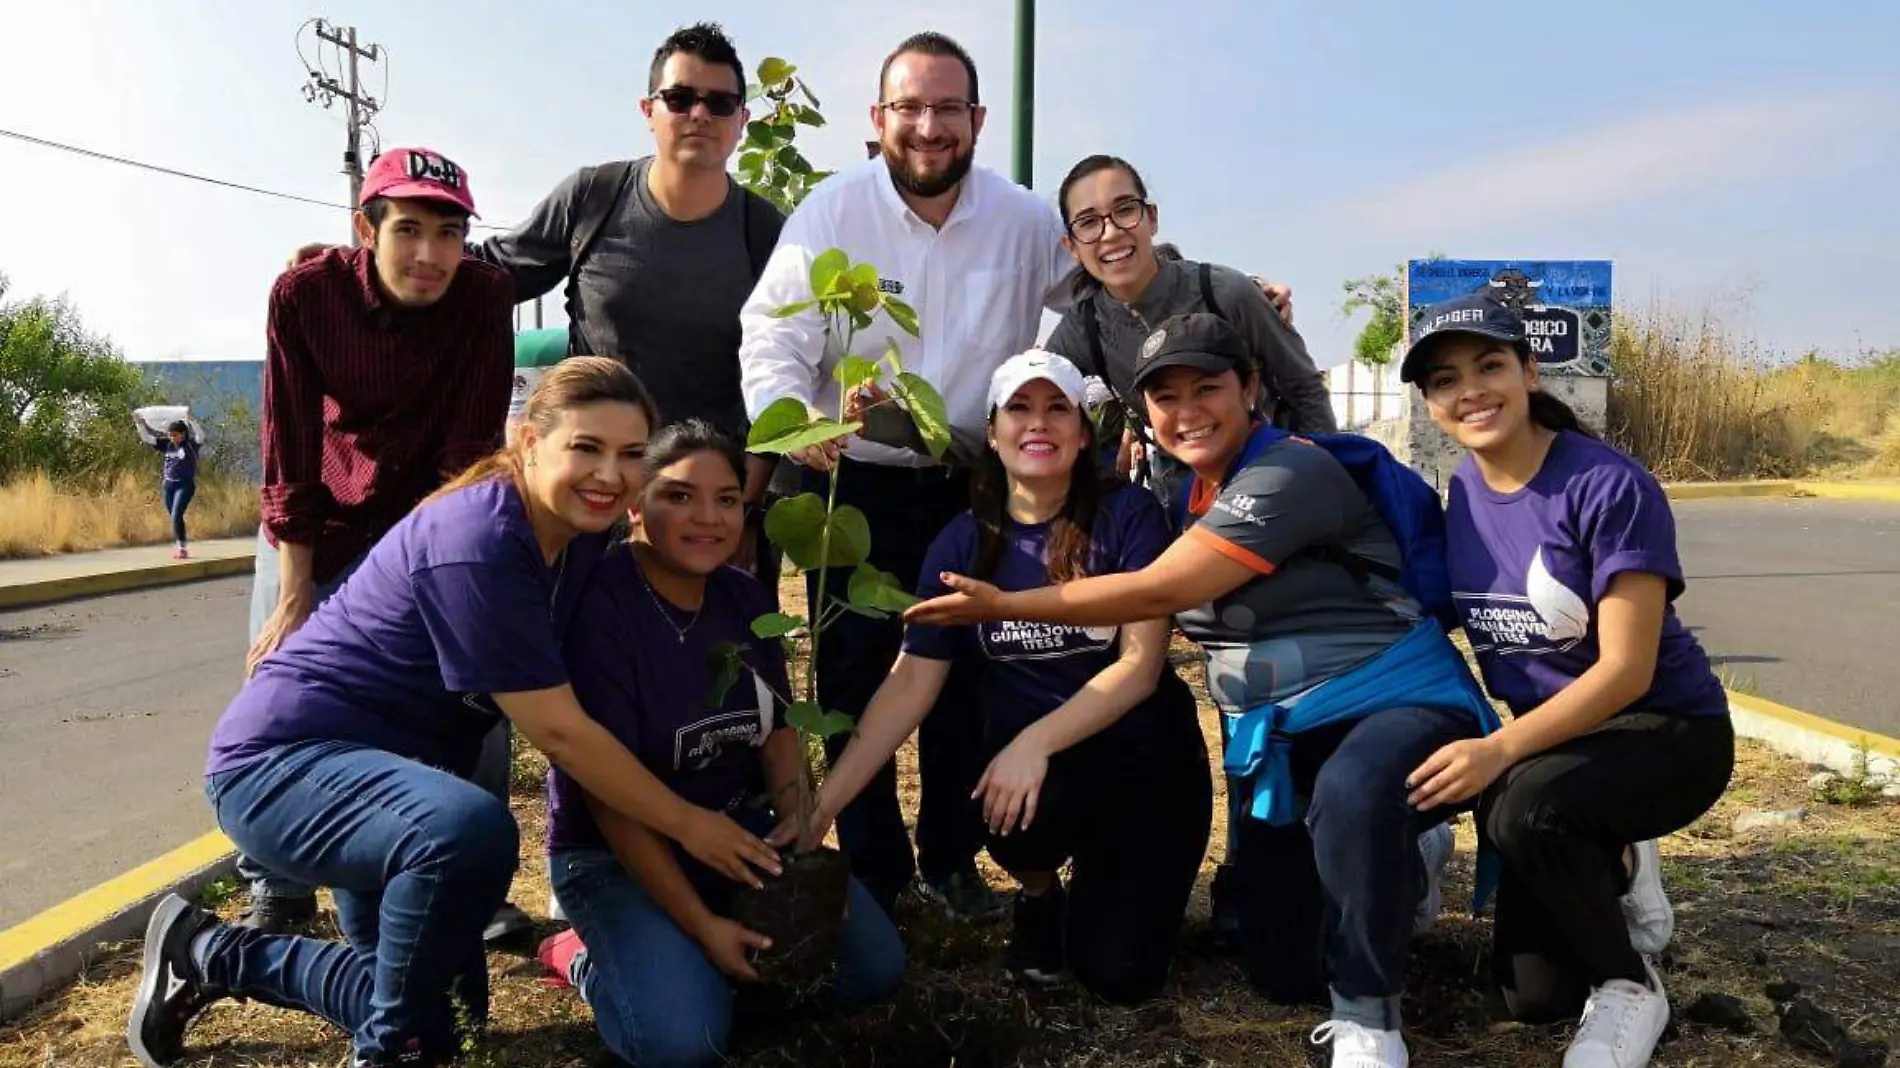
[1044,154,1338,453]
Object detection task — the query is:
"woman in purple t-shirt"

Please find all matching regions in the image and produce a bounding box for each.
[1400,294,1735,1068]
[794,352,1212,1004]
[535,419,904,1067]
[127,360,785,1068]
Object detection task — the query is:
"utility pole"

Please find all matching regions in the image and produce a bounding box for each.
[1012,0,1035,188]
[301,20,383,244]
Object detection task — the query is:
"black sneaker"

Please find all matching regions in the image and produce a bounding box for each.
[482,901,534,943]
[126,894,226,1067]
[914,867,1007,922]
[1007,885,1066,985]
[235,893,317,934]
[1209,863,1240,951]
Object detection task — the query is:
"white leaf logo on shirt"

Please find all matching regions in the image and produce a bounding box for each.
[1526,547,1591,644]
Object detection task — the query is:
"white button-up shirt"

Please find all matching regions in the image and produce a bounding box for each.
[739,158,1074,467]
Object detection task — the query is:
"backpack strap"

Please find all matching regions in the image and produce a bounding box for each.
[740,188,782,281]
[1199,260,1221,318]
[563,159,637,354]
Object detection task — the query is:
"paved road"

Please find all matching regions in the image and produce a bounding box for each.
[1674,497,1899,738]
[0,576,247,928]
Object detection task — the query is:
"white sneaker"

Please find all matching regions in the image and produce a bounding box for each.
[1563,960,1670,1068]
[1620,839,1673,956]
[1311,1020,1409,1068]
[1414,823,1454,936]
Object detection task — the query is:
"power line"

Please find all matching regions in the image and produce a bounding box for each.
[0,126,510,230]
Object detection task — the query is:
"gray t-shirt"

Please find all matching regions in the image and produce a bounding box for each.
[474,157,782,437]
[1044,256,1337,434]
[1179,437,1416,712]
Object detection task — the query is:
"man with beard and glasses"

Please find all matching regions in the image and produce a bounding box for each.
[739,31,1295,922]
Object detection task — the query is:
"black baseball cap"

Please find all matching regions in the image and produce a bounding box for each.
[1399,294,1526,384]
[1129,313,1250,391]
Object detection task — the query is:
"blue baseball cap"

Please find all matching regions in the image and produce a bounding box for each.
[1399,294,1526,384]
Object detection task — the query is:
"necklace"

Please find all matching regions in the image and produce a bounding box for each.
[634,545,703,643]
[547,549,568,623]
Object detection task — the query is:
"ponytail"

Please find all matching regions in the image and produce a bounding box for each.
[1528,389,1594,438]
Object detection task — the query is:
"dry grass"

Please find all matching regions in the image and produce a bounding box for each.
[4,617,1896,1067]
[0,472,257,559]
[1608,307,1900,482]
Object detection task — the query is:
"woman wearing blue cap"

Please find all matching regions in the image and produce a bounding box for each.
[907,317,1500,1068]
[1399,294,1734,1068]
[784,350,1212,1004]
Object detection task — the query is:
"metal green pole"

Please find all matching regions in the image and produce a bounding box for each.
[1012,0,1035,188]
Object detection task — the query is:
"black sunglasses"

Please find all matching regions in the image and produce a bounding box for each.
[653,86,743,117]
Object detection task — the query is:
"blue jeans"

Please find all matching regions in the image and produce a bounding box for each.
[201,739,518,1061]
[1235,704,1480,1005]
[239,526,514,904]
[549,842,905,1067]
[162,479,195,544]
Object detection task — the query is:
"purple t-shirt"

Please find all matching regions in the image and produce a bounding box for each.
[156,438,199,483]
[1446,431,1728,719]
[904,483,1202,760]
[548,543,791,852]
[206,478,573,777]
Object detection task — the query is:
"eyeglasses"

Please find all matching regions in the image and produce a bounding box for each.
[653,86,743,118]
[878,99,975,122]
[1066,197,1151,244]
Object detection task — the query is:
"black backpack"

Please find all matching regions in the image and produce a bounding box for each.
[562,157,782,356]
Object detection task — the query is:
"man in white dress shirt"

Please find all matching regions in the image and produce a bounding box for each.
[740,31,1291,920]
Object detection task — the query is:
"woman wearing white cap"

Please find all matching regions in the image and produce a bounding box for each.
[1401,294,1734,1068]
[775,350,1212,1003]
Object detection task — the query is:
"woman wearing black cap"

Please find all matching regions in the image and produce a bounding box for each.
[1399,295,1733,1068]
[907,313,1500,1068]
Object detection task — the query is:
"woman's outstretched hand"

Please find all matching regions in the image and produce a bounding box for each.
[901,573,1007,627]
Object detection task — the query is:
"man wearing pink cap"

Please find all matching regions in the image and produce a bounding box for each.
[234,147,516,935]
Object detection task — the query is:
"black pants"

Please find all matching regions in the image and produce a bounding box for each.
[986,720,1213,1004]
[1235,704,1479,1004]
[1482,710,1734,1022]
[803,461,985,914]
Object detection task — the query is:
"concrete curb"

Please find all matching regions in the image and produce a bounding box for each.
[1728,690,1900,782]
[0,831,234,1022]
[1664,480,1900,504]
[0,554,254,611]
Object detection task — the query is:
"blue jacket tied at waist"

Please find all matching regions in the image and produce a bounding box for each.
[1222,620,1502,825]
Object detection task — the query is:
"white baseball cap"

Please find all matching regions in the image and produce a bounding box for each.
[986,350,1088,413]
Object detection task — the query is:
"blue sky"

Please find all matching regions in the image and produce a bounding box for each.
[3,0,1896,368]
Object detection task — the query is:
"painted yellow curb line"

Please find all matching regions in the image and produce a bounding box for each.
[0,831,234,975]
[1663,480,1900,504]
[0,554,254,611]
[1727,690,1900,762]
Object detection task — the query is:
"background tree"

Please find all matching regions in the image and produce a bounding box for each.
[0,273,153,482]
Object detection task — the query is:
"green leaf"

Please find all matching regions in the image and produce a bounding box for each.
[792,104,827,127]
[706,640,741,706]
[848,563,919,612]
[809,249,849,299]
[764,497,871,570]
[889,372,953,460]
[784,700,823,735]
[798,82,822,109]
[757,57,795,85]
[879,338,905,376]
[884,297,920,338]
[745,397,811,450]
[829,594,887,620]
[777,145,813,176]
[831,354,879,389]
[748,416,859,457]
[749,612,804,639]
[745,120,776,145]
[745,81,764,101]
[768,299,816,319]
[817,712,858,738]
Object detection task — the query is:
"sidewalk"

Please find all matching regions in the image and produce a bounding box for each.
[0,537,255,610]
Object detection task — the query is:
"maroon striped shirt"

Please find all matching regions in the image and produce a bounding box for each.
[261,247,514,585]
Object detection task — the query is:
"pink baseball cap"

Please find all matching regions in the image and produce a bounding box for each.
[359,147,479,216]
